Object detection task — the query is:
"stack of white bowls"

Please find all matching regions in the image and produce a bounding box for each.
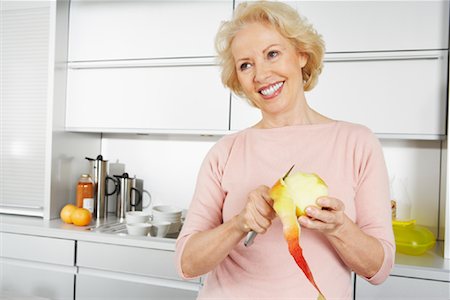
[152,205,183,235]
[125,211,151,236]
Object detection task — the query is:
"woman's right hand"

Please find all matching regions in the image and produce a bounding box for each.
[234,185,277,234]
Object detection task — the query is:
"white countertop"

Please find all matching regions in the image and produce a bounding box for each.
[1,214,449,282]
[0,214,176,251]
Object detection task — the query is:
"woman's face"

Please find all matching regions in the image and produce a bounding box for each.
[231,22,307,116]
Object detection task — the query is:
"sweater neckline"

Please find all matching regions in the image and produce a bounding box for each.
[245,120,340,133]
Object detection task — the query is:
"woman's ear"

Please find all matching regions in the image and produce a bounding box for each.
[297,52,308,68]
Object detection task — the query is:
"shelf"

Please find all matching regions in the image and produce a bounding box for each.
[392,241,449,282]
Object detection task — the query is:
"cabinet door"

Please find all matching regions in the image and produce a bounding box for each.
[231,51,448,138]
[0,232,75,266]
[68,0,233,61]
[355,275,450,300]
[76,269,199,300]
[76,241,199,283]
[0,258,76,300]
[235,1,449,53]
[65,63,230,132]
[0,1,52,216]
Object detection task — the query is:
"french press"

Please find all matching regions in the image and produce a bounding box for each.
[85,155,118,219]
[114,173,143,220]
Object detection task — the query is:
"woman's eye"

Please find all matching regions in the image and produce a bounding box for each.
[240,62,251,71]
[268,50,279,59]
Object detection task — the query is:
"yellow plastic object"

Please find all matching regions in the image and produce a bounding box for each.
[392,220,436,256]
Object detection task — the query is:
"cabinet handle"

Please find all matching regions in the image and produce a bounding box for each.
[324,53,441,63]
[0,204,44,217]
[68,57,217,69]
[78,267,201,291]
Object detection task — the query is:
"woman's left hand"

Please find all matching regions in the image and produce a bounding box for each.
[298,196,347,236]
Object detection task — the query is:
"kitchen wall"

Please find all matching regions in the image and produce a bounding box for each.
[101,132,445,239]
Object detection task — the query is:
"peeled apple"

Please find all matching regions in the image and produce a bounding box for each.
[269,171,328,300]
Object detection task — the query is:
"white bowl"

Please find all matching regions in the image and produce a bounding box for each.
[126,211,150,224]
[153,214,181,222]
[126,223,151,236]
[152,205,182,218]
[149,220,171,237]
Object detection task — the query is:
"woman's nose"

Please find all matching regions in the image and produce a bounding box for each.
[253,62,271,83]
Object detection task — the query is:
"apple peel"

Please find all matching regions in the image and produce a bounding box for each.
[269,171,327,300]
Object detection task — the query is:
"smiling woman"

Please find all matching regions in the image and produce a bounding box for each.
[175,2,395,300]
[215,1,324,99]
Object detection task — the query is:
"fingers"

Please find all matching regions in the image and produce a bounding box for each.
[298,197,346,234]
[317,196,344,211]
[238,185,276,234]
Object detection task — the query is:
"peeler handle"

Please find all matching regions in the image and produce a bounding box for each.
[244,230,257,247]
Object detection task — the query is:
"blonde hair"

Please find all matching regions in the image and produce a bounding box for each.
[215,1,325,99]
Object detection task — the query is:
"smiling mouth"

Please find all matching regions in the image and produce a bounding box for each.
[259,81,284,97]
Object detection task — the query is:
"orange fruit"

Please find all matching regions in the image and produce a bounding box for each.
[71,207,92,226]
[60,204,77,224]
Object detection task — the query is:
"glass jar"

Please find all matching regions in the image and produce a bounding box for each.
[76,174,94,208]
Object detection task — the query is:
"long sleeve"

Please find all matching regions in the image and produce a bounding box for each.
[353,128,396,284]
[175,134,235,279]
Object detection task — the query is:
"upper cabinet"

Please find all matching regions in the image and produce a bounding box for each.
[231,1,449,138]
[66,61,230,132]
[236,0,449,52]
[68,0,233,61]
[66,0,233,133]
[231,50,449,138]
[66,0,449,136]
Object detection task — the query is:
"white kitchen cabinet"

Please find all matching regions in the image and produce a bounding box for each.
[76,270,198,300]
[77,241,199,283]
[68,0,233,61]
[0,259,75,300]
[65,62,230,133]
[0,232,75,265]
[0,233,76,300]
[354,274,450,300]
[238,0,449,53]
[231,51,448,138]
[75,241,200,299]
[0,0,100,218]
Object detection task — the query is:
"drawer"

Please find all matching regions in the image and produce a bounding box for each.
[76,269,199,300]
[0,232,75,266]
[76,241,200,283]
[355,274,449,300]
[0,258,76,300]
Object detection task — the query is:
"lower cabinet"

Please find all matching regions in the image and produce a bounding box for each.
[76,269,198,300]
[75,241,200,300]
[0,258,75,300]
[355,274,450,300]
[0,232,76,300]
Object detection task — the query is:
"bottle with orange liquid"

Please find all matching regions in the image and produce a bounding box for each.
[76,174,94,210]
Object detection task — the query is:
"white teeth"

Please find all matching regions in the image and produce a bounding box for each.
[260,82,283,96]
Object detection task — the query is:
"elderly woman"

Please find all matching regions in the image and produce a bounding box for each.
[176,1,395,299]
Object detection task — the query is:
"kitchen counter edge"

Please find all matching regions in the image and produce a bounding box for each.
[1,214,449,282]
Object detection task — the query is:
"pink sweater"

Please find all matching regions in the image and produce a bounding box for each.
[176,121,395,300]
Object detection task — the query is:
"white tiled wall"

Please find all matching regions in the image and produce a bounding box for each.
[102,135,443,238]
